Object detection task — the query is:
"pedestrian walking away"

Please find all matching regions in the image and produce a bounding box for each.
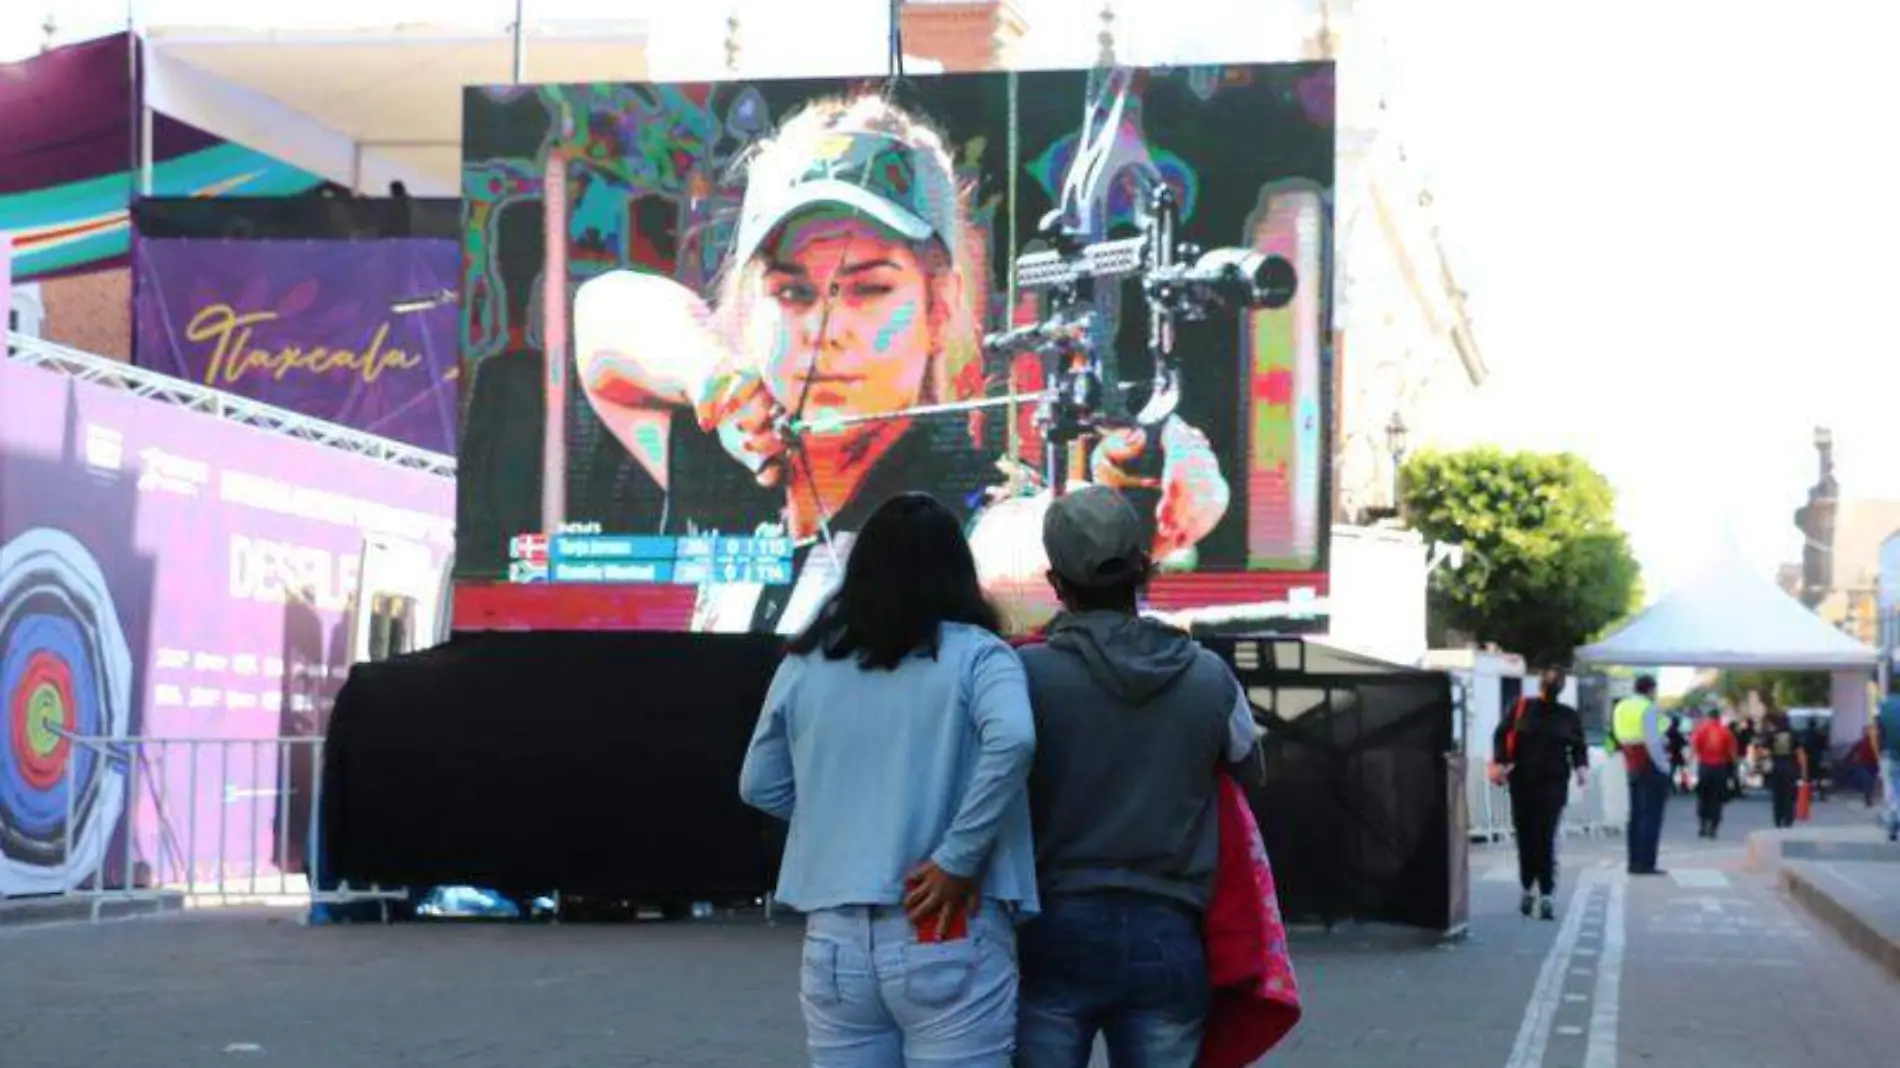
[1753,701,1809,830]
[1612,676,1671,875]
[1012,485,1264,1068]
[1690,707,1739,838]
[1488,666,1587,920]
[738,493,1039,1068]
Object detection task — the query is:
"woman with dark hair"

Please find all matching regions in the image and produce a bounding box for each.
[739,492,1038,1066]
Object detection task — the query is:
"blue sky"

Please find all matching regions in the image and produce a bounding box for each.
[7,0,1896,602]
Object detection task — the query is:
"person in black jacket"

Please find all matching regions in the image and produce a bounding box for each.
[1490,666,1589,920]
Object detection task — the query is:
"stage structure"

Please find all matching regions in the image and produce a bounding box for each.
[0,335,453,899]
[454,62,1337,633]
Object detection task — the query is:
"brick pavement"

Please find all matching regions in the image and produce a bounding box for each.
[2,794,1897,1067]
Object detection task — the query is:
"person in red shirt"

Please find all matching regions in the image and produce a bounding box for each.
[1690,708,1740,838]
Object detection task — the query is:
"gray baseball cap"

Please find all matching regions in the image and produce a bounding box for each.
[730,129,960,268]
[1043,486,1148,589]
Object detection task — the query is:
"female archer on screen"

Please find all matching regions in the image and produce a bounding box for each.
[573,93,1229,634]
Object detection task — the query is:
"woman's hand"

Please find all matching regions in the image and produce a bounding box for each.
[903,860,979,938]
[1089,415,1231,557]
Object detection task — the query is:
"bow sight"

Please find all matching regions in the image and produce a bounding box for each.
[985,183,1299,493]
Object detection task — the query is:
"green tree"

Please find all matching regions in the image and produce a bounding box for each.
[1399,447,1642,666]
[1715,670,1830,711]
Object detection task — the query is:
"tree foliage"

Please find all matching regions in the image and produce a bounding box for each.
[1399,447,1642,666]
[1715,670,1831,711]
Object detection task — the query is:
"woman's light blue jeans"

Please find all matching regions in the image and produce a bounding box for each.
[799,902,1018,1067]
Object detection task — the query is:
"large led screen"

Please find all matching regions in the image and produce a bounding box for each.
[455,64,1334,633]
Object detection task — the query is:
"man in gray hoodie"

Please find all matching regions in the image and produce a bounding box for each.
[1013,485,1262,1068]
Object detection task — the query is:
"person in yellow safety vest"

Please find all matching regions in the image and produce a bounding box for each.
[1612,675,1671,875]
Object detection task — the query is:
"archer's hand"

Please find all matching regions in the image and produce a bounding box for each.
[1090,415,1230,557]
[700,367,788,489]
[574,270,723,410]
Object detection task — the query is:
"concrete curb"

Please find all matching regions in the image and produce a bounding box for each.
[0,893,185,927]
[1779,866,1900,984]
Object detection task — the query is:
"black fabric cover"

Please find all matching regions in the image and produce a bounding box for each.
[318,632,1457,929]
[1204,637,1460,932]
[320,631,783,900]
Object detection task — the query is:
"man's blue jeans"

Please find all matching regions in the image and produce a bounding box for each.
[1015,891,1209,1068]
[1626,764,1670,873]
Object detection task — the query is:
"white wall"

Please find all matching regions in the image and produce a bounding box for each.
[1325,523,1427,666]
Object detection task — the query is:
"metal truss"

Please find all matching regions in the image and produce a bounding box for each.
[6,333,458,478]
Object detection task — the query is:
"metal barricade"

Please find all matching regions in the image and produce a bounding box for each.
[51,731,407,922]
[1466,748,1627,843]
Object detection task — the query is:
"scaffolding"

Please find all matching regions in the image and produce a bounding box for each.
[5,332,458,478]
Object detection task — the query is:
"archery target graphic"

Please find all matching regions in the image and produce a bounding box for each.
[0,528,133,896]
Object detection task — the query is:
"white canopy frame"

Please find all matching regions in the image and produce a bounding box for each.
[137,17,655,197]
[1576,553,1878,746]
[129,2,945,199]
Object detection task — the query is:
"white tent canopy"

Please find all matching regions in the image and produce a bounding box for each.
[138,4,943,198]
[1575,554,1878,671]
[143,23,656,197]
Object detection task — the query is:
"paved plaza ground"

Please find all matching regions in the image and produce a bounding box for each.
[3,793,1897,1067]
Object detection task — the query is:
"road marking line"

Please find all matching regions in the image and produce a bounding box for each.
[1505,867,1603,1068]
[1669,868,1730,889]
[1584,873,1627,1068]
[1557,1025,1584,1036]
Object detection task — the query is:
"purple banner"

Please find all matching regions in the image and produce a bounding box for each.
[133,238,460,454]
[0,356,454,896]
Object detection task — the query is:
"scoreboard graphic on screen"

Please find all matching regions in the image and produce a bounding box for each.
[509,533,793,587]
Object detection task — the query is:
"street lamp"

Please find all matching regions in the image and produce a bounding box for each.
[1385,411,1410,504]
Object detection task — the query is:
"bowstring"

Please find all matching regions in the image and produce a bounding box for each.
[774,0,911,570]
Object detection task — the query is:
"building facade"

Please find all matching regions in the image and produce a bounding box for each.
[1786,428,1900,648]
[1311,0,1488,522]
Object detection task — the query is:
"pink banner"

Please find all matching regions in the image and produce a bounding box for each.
[0,356,454,896]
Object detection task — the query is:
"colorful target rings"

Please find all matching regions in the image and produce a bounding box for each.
[10,650,77,791]
[0,529,133,896]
